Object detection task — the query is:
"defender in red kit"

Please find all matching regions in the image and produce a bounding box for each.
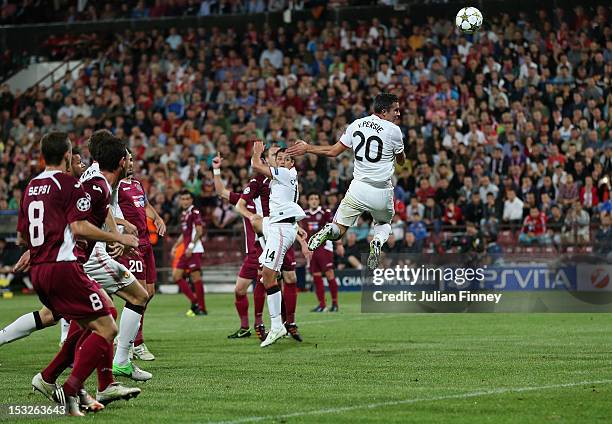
[212,154,266,339]
[17,132,138,416]
[116,150,166,361]
[171,190,207,316]
[301,192,339,312]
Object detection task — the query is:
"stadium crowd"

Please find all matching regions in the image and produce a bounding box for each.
[0,4,611,269]
[0,0,354,25]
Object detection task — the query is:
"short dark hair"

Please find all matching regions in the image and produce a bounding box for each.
[89,129,115,161]
[373,93,399,114]
[179,189,194,199]
[96,136,127,172]
[307,191,320,199]
[275,147,294,162]
[41,132,70,166]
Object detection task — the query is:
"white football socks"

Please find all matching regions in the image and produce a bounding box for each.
[373,223,392,245]
[114,307,142,366]
[266,290,283,330]
[328,223,341,239]
[59,318,70,345]
[0,312,37,346]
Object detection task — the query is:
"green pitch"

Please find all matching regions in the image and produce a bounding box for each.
[1,293,611,423]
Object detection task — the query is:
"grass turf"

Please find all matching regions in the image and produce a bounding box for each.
[0,292,611,423]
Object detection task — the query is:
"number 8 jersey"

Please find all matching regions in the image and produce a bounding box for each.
[339,114,404,189]
[17,170,91,265]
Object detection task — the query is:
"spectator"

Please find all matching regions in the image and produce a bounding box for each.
[594,213,612,257]
[580,176,599,212]
[402,231,422,254]
[259,41,283,70]
[464,192,485,224]
[407,213,428,249]
[422,197,442,234]
[503,189,524,227]
[547,205,565,248]
[519,207,550,245]
[557,174,579,209]
[562,202,591,245]
[337,231,364,270]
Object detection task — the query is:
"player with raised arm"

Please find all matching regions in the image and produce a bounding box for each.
[288,93,406,270]
[234,144,308,342]
[17,132,138,416]
[115,149,166,362]
[301,192,339,312]
[171,190,207,316]
[238,141,306,347]
[212,154,310,339]
[212,154,262,338]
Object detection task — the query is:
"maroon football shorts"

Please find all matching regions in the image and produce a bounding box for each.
[140,244,157,284]
[310,247,334,274]
[176,252,203,272]
[31,261,112,322]
[117,248,145,281]
[281,246,296,272]
[239,252,260,280]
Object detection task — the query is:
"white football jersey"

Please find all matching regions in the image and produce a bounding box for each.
[268,167,306,223]
[340,114,404,188]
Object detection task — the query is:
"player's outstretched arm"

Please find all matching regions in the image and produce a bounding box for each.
[288,140,349,158]
[70,220,139,248]
[212,154,230,200]
[250,140,272,178]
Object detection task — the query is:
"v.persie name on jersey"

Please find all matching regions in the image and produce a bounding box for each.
[358,120,384,133]
[28,185,51,196]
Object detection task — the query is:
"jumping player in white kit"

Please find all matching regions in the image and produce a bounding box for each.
[238,140,306,347]
[288,93,405,270]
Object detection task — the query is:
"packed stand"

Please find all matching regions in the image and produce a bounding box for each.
[0,5,611,269]
[0,0,355,26]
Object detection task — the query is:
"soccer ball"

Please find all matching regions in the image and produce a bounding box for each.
[455,7,483,34]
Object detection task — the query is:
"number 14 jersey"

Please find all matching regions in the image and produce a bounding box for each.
[339,114,404,189]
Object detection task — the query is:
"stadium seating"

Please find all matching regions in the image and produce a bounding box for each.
[0,2,610,272]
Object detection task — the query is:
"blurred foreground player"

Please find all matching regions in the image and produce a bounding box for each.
[17,132,138,415]
[171,190,207,316]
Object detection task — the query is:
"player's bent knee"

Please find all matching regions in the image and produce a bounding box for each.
[121,284,149,307]
[38,307,58,327]
[261,267,278,288]
[282,271,297,284]
[86,315,118,342]
[234,281,249,296]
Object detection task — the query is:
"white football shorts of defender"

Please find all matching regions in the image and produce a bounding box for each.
[81,170,137,294]
[258,166,306,272]
[334,114,404,227]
